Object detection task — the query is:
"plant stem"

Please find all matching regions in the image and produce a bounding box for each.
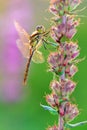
[59,115,64,130]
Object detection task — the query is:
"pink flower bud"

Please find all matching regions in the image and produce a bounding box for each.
[63,42,80,61]
[48,52,64,69]
[49,5,58,16]
[65,42,78,52]
[59,105,65,116]
[65,64,78,77]
[51,16,79,42]
[46,93,59,107]
[64,102,79,122]
[66,28,76,39]
[48,42,79,75]
[48,52,58,67]
[61,79,76,96]
[69,65,78,77]
[50,80,61,95]
[51,26,62,42]
[50,79,76,97]
[71,50,80,59]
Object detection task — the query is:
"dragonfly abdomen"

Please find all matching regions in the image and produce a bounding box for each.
[23,50,34,85]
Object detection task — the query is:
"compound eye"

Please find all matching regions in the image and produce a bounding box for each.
[36,25,42,30]
[36,25,45,32]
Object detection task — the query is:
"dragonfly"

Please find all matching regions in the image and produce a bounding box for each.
[14,21,49,85]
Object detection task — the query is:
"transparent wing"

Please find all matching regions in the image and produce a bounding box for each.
[14,21,30,43]
[17,39,31,58]
[32,50,45,63]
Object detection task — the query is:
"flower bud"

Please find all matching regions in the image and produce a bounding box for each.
[48,51,65,66]
[50,79,76,97]
[59,105,65,116]
[64,42,80,60]
[64,102,79,122]
[60,79,76,96]
[51,16,79,42]
[50,80,61,95]
[46,93,59,107]
[71,50,80,59]
[48,52,59,68]
[65,64,78,77]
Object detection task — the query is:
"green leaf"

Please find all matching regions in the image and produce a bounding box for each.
[65,121,87,128]
[40,104,58,115]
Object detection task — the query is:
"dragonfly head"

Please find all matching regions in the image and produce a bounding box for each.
[36,25,45,33]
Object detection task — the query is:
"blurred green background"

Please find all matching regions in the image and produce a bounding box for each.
[0,0,87,130]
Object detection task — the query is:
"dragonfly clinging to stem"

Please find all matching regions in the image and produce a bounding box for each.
[14,21,50,85]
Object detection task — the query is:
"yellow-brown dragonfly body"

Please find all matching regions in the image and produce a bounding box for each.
[14,21,49,85]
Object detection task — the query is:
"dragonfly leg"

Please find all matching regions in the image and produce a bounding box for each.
[43,39,58,47]
[42,39,51,50]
